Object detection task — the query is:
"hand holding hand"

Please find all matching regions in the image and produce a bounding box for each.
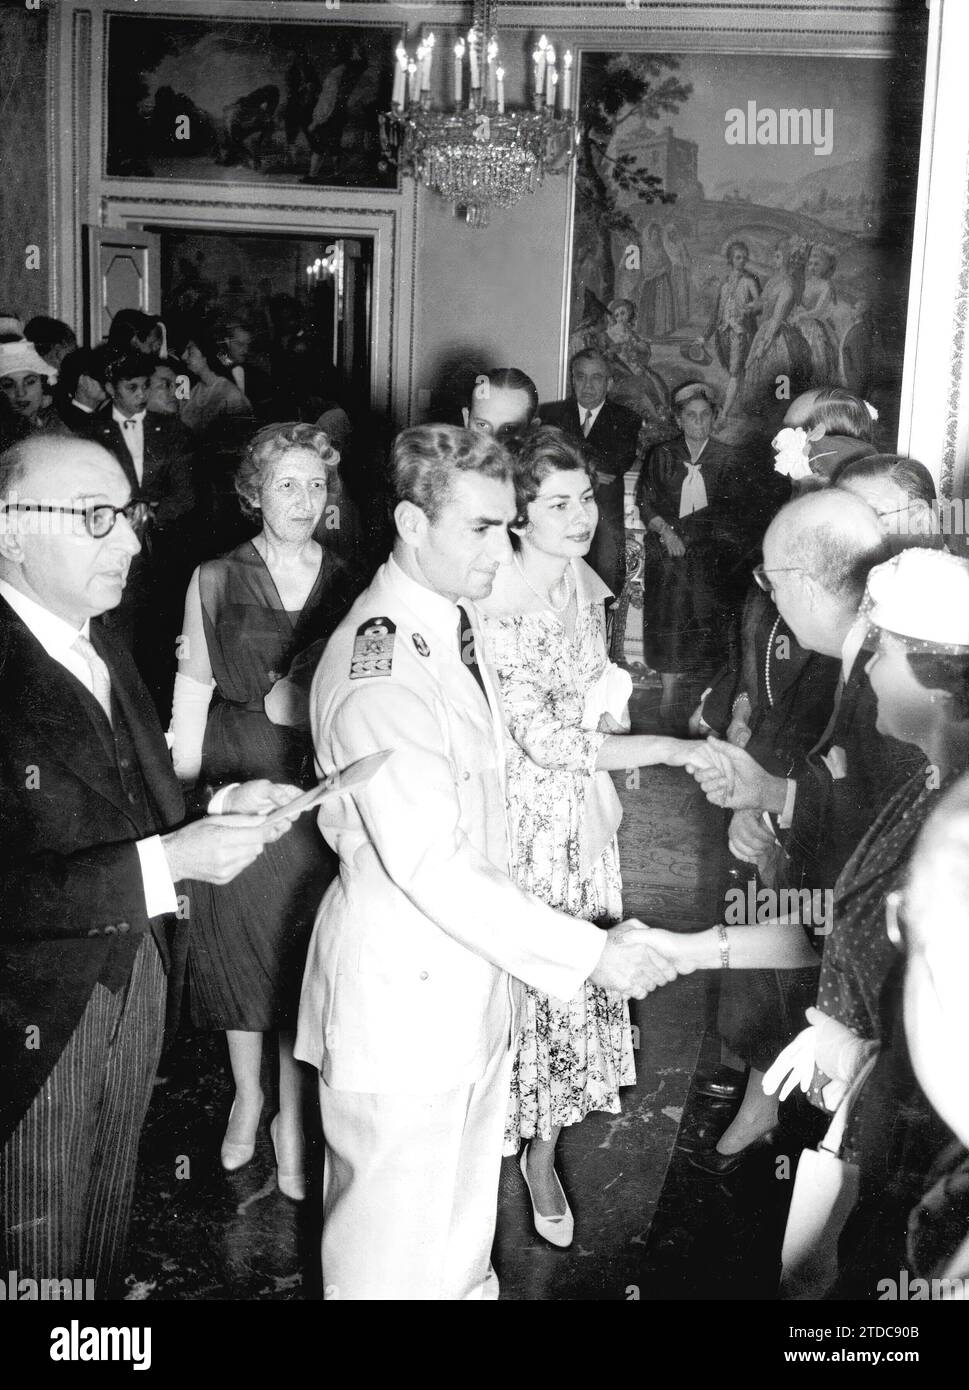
[683,737,786,813]
[590,919,678,998]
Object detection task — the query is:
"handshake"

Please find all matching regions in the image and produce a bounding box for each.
[589,919,704,999]
[670,736,789,816]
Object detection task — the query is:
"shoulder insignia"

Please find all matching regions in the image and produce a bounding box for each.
[412,633,430,658]
[349,616,396,680]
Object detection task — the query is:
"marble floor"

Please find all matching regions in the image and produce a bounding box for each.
[121,679,809,1301]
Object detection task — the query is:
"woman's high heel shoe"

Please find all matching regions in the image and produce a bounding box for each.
[220,1094,262,1171]
[687,1129,777,1176]
[519,1145,574,1248]
[270,1115,306,1202]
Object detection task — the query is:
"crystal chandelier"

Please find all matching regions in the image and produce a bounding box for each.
[379,1,578,229]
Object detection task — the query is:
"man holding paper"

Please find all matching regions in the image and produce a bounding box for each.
[0,435,299,1296]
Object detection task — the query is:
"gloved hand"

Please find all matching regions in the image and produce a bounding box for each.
[762,1007,878,1102]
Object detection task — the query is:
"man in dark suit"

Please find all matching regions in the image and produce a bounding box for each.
[84,351,198,719]
[219,320,274,421]
[541,349,642,598]
[0,436,298,1295]
[684,490,922,1170]
[688,491,922,884]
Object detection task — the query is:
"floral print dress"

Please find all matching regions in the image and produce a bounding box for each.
[480,561,636,1153]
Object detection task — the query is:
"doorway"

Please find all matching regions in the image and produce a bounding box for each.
[154,226,374,413]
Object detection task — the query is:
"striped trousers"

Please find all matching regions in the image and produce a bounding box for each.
[1,937,165,1298]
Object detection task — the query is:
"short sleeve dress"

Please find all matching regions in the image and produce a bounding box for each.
[480,559,636,1153]
[185,540,355,1031]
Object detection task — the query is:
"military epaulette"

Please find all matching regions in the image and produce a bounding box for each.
[349,616,396,680]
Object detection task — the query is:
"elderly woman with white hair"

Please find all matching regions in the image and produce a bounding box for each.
[171,423,358,1197]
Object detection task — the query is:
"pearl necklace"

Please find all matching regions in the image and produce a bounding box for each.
[764,612,781,707]
[515,556,572,615]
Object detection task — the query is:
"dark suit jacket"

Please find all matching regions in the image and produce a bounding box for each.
[84,408,196,526]
[786,658,925,892]
[0,599,187,1144]
[540,397,642,487]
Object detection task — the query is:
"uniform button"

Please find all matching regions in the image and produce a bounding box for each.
[419,971,429,981]
[117,921,130,934]
[462,771,471,781]
[127,791,138,804]
[118,757,130,770]
[87,927,100,937]
[104,924,118,935]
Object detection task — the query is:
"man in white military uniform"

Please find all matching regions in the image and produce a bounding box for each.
[295,424,674,1300]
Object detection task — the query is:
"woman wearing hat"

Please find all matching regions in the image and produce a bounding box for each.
[635,380,758,729]
[0,340,58,433]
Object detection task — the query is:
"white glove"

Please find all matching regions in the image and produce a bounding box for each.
[762,1006,878,1102]
[169,671,214,783]
[762,1026,816,1100]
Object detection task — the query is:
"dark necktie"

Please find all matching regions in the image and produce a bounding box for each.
[456,604,491,712]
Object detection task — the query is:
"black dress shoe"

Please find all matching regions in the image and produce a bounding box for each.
[678,1114,735,1153]
[693,1065,747,1102]
[687,1131,776,1175]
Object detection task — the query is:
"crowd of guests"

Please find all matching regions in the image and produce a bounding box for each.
[1,302,968,1302]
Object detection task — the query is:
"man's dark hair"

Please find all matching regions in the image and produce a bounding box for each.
[830,452,937,507]
[570,347,610,376]
[106,310,157,351]
[56,345,111,398]
[105,351,157,387]
[24,317,76,356]
[472,367,539,422]
[392,424,514,523]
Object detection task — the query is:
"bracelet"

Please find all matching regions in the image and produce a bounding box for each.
[716,923,730,969]
[731,692,750,717]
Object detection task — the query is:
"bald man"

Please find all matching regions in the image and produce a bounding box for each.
[690,490,924,891]
[0,436,299,1295]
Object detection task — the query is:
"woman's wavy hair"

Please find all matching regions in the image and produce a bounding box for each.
[803,387,875,443]
[235,421,339,519]
[511,424,596,531]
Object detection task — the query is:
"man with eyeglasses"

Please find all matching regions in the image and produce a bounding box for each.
[689,490,925,892]
[0,436,302,1296]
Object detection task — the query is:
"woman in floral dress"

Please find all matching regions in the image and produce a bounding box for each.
[478,425,699,1246]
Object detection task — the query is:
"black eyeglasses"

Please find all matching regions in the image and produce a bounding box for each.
[1,499,155,538]
[752,563,804,595]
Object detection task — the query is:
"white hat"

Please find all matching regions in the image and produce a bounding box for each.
[866,548,969,653]
[0,340,57,381]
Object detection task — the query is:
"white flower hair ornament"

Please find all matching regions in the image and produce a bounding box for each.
[771,423,826,480]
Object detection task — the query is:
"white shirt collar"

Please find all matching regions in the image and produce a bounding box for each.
[581,400,605,427]
[841,612,868,681]
[385,553,466,644]
[113,407,146,428]
[685,437,709,464]
[0,578,89,658]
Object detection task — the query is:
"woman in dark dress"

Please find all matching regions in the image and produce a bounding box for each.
[171,422,355,1198]
[635,380,759,728]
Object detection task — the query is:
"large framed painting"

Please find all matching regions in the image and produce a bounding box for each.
[565,48,922,672]
[104,14,398,189]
